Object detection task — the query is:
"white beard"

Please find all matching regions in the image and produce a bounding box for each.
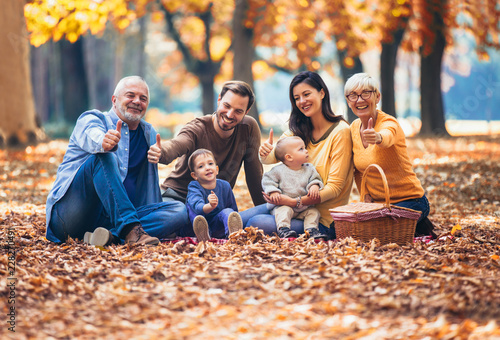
[117,104,144,123]
[122,110,143,122]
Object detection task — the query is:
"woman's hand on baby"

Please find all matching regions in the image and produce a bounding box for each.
[264,192,296,207]
[267,191,281,205]
[307,184,320,200]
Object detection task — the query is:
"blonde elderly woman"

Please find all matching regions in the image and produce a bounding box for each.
[344,73,436,237]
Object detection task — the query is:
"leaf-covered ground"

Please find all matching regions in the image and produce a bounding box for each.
[1,136,499,339]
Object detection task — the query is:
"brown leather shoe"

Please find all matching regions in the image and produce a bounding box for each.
[124,225,160,246]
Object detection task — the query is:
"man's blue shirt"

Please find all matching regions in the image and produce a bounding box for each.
[45,108,162,242]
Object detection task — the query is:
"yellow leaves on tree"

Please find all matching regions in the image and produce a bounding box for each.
[252,60,276,81]
[400,0,499,57]
[210,36,231,62]
[163,0,234,65]
[247,0,376,72]
[162,0,212,13]
[247,0,499,72]
[179,16,207,59]
[157,50,199,95]
[23,0,500,84]
[24,0,150,47]
[248,0,325,71]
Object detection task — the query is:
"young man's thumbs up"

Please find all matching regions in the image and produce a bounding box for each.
[147,133,162,164]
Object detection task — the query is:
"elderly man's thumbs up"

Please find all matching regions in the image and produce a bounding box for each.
[102,120,122,151]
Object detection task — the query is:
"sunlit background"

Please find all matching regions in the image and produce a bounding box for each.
[18,0,500,140]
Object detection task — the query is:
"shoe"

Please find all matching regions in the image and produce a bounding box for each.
[277,227,297,238]
[124,225,160,246]
[306,228,327,240]
[193,216,211,242]
[84,227,114,246]
[227,212,243,235]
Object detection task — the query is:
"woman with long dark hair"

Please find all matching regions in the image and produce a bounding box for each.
[241,71,354,239]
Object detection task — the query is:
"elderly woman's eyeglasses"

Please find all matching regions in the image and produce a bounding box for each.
[346,91,375,102]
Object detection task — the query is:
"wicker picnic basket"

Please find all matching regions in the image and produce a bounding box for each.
[330,164,421,245]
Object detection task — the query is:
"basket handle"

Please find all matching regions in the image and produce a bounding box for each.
[360,164,391,208]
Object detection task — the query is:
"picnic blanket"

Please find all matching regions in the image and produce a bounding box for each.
[160,235,443,245]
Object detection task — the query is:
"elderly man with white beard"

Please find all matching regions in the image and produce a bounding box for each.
[46,76,188,246]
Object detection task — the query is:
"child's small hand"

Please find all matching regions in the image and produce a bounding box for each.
[364,194,373,203]
[307,184,320,200]
[269,191,281,205]
[208,191,218,208]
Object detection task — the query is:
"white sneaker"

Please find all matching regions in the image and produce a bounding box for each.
[83,227,113,246]
[227,212,243,235]
[193,216,210,242]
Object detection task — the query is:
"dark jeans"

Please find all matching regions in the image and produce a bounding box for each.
[49,153,188,242]
[187,206,237,239]
[393,195,435,237]
[393,195,430,223]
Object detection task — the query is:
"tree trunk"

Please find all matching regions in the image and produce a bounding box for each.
[419,7,450,137]
[135,17,147,78]
[31,44,51,123]
[163,6,222,115]
[336,45,363,123]
[232,0,260,126]
[83,32,116,111]
[59,39,90,123]
[380,27,406,118]
[0,0,43,148]
[200,71,216,114]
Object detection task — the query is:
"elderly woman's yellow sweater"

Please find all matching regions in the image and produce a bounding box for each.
[351,110,424,203]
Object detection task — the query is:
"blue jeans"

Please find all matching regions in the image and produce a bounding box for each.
[187,206,237,239]
[240,204,336,240]
[49,153,189,242]
[392,195,430,223]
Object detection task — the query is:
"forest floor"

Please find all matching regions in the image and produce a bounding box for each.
[1,135,499,339]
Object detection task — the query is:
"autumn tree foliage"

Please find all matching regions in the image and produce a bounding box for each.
[232,0,260,123]
[19,0,500,138]
[399,0,500,135]
[247,0,499,133]
[24,0,149,47]
[370,0,413,119]
[25,0,239,116]
[159,0,233,115]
